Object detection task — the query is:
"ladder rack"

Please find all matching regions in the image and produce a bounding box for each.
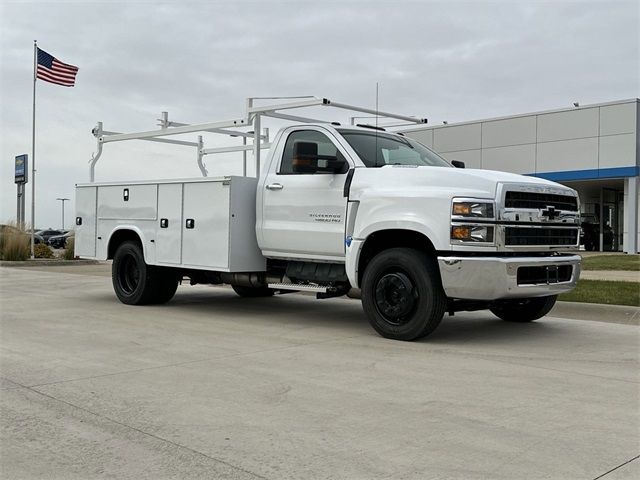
[89,96,428,182]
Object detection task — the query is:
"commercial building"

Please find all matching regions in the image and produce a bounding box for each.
[403,99,639,253]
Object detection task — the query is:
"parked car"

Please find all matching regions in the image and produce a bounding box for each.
[580,214,598,251]
[36,229,66,242]
[580,214,614,251]
[48,230,74,249]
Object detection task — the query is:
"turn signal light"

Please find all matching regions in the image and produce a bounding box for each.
[451,225,495,243]
[451,226,471,240]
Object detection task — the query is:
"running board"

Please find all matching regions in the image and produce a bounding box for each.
[268,283,328,293]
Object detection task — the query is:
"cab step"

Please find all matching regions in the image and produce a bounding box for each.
[268,283,328,293]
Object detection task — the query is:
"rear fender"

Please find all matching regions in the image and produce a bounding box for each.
[105,225,155,264]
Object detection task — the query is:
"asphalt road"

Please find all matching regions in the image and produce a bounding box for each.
[1,265,638,480]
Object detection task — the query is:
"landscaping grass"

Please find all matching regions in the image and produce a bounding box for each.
[559,279,640,307]
[63,238,75,260]
[0,225,30,261]
[581,255,640,271]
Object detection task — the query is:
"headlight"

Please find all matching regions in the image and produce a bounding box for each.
[451,225,495,243]
[450,198,496,244]
[452,201,494,218]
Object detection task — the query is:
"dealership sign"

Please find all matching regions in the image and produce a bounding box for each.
[15,154,28,184]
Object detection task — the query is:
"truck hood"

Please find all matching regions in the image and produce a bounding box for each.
[349,165,575,200]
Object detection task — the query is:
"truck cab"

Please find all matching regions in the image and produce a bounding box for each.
[76,97,581,341]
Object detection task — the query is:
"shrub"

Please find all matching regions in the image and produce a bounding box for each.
[34,243,54,259]
[63,237,75,260]
[0,226,30,261]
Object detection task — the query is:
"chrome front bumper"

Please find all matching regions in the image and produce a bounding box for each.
[437,254,581,300]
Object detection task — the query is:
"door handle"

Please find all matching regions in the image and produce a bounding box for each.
[266,183,284,191]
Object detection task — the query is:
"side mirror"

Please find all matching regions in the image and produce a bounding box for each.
[293,141,348,174]
[316,156,348,174]
[451,160,465,169]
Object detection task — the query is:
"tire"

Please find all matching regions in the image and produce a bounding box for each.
[152,268,180,304]
[231,285,274,298]
[112,240,178,305]
[490,295,557,322]
[361,248,446,341]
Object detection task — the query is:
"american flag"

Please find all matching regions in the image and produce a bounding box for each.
[36,48,78,87]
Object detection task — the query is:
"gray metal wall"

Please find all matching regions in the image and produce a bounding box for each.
[403,99,638,176]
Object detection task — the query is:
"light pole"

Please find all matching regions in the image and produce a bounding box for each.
[56,197,69,229]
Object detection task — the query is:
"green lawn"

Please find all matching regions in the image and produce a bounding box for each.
[581,255,640,271]
[559,280,640,307]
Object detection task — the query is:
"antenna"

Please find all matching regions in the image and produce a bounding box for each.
[375,82,379,130]
[375,82,379,167]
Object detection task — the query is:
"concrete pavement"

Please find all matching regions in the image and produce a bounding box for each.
[1,265,639,480]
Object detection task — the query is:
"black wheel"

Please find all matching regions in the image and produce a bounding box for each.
[490,295,557,322]
[112,241,178,305]
[231,285,274,298]
[361,248,446,341]
[152,268,180,304]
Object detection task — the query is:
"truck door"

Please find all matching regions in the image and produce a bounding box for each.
[261,128,350,260]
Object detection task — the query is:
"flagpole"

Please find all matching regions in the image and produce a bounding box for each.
[30,40,37,258]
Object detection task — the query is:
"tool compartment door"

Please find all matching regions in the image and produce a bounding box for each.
[182,181,230,269]
[156,183,183,265]
[97,184,158,220]
[75,186,98,257]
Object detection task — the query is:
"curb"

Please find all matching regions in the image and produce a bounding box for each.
[579,270,639,283]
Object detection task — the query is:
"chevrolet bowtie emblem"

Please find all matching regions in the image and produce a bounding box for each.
[541,206,558,221]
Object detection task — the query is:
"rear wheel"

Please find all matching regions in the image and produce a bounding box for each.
[112,240,178,305]
[231,285,274,298]
[361,248,446,341]
[152,268,180,304]
[490,295,557,322]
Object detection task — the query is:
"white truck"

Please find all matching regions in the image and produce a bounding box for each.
[75,97,581,341]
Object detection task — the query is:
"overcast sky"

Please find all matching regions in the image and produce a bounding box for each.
[1,0,638,229]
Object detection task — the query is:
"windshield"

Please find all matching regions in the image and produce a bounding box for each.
[338,129,451,168]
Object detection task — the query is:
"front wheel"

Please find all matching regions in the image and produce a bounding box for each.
[361,248,446,341]
[490,295,557,322]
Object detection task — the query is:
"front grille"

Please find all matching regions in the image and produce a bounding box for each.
[517,265,573,285]
[505,227,579,246]
[505,191,578,211]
